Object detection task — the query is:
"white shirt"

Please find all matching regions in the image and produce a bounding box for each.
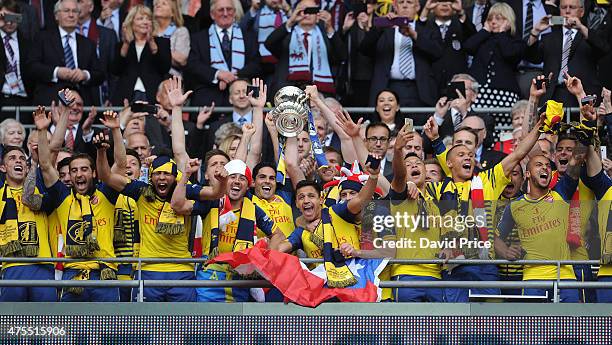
[557,27,578,84]
[472,4,485,29]
[212,24,233,84]
[232,110,253,125]
[435,19,452,36]
[134,43,146,92]
[97,8,120,39]
[52,27,91,83]
[433,107,464,128]
[390,24,416,80]
[50,123,94,144]
[1,30,26,97]
[78,18,91,38]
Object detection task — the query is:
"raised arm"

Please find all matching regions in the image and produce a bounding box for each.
[95,132,129,192]
[264,113,280,163]
[99,110,125,174]
[165,76,193,169]
[335,108,390,194]
[284,136,306,190]
[48,100,69,154]
[171,159,197,216]
[33,106,59,188]
[235,123,255,162]
[192,159,229,201]
[391,127,410,193]
[245,78,267,169]
[347,159,381,215]
[501,113,546,177]
[305,85,358,163]
[525,74,550,133]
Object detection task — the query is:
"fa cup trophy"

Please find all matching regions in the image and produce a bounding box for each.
[269,86,310,137]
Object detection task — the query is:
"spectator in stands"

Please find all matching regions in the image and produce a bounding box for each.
[0,118,25,148]
[126,132,152,164]
[372,89,402,131]
[365,122,393,179]
[466,0,490,32]
[12,0,39,42]
[340,0,375,107]
[154,0,190,77]
[591,1,612,90]
[47,89,99,156]
[218,133,241,159]
[241,0,290,87]
[0,0,34,123]
[526,0,610,107]
[421,0,476,92]
[507,0,559,98]
[402,130,424,160]
[56,155,72,187]
[464,2,525,127]
[111,5,171,105]
[97,0,126,40]
[27,0,104,106]
[461,115,507,170]
[187,0,260,107]
[264,0,346,96]
[361,0,442,119]
[76,0,117,106]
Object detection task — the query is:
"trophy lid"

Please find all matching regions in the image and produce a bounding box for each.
[273,86,307,107]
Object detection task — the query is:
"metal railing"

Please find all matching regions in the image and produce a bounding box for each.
[1,257,609,303]
[8,106,581,132]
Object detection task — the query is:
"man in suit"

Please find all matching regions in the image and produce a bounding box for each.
[49,88,99,157]
[0,0,34,123]
[460,115,506,170]
[26,0,104,106]
[77,0,116,105]
[15,0,38,41]
[95,0,124,40]
[421,0,476,92]
[505,0,559,98]
[465,0,490,32]
[360,0,442,124]
[424,73,495,151]
[185,0,261,108]
[525,0,610,108]
[264,0,346,97]
[365,121,394,179]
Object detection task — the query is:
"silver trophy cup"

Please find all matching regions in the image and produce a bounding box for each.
[270,86,310,138]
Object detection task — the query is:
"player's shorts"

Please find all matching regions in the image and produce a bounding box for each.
[391,275,444,302]
[573,264,597,303]
[522,279,580,303]
[195,264,250,302]
[442,264,500,302]
[596,276,612,303]
[0,264,57,302]
[132,270,196,302]
[61,268,120,302]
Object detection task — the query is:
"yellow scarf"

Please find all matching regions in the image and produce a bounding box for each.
[0,185,39,257]
[209,197,256,259]
[315,208,357,288]
[65,192,99,257]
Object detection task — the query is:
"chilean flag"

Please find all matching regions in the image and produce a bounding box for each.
[210,241,388,307]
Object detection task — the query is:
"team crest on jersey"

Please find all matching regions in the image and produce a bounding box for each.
[18,221,38,245]
[67,220,90,244]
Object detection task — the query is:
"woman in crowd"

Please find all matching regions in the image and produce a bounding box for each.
[111,5,172,105]
[0,119,26,149]
[464,2,525,127]
[154,0,191,77]
[372,89,403,131]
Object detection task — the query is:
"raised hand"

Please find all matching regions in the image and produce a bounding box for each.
[395,127,415,150]
[93,131,111,150]
[33,106,51,130]
[164,76,193,107]
[602,88,611,114]
[185,158,202,176]
[300,156,316,179]
[530,74,549,99]
[82,106,97,134]
[435,96,450,117]
[241,122,256,138]
[406,181,419,200]
[304,85,320,104]
[364,154,382,176]
[155,107,171,128]
[214,167,229,183]
[423,116,439,141]
[334,109,362,138]
[197,102,215,129]
[342,11,355,33]
[564,71,585,98]
[248,77,267,108]
[100,110,120,129]
[580,100,597,121]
